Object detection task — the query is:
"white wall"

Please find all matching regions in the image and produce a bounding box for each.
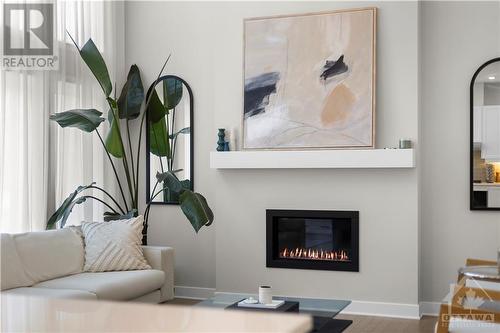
[211,1,419,305]
[420,1,500,303]
[125,2,219,289]
[125,0,420,305]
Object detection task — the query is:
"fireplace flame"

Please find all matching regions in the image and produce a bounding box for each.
[280,247,349,261]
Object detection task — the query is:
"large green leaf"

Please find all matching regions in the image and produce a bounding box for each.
[46,183,95,229]
[118,65,144,119]
[50,109,105,132]
[180,179,192,190]
[149,117,170,157]
[156,172,182,193]
[179,190,214,233]
[60,196,87,227]
[105,109,124,158]
[163,77,183,109]
[147,89,168,123]
[169,127,190,139]
[103,210,137,221]
[76,39,112,97]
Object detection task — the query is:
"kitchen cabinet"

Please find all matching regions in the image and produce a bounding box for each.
[481,105,500,161]
[474,106,482,143]
[488,187,500,207]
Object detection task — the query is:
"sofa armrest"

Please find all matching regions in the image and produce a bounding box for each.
[142,246,174,302]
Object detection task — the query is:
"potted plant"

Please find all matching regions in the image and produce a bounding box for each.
[47,36,213,244]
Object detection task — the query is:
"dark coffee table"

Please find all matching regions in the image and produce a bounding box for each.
[198,293,352,332]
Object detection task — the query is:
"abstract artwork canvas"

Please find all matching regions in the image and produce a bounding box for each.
[243,8,376,149]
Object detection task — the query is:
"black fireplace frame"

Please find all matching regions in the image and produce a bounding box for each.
[266,209,359,272]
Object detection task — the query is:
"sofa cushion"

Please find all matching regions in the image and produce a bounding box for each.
[81,216,151,272]
[2,287,97,300]
[33,270,165,301]
[0,234,35,290]
[12,228,84,283]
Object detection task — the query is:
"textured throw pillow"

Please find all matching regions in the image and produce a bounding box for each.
[81,216,151,272]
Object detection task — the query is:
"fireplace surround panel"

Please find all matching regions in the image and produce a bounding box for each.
[266,210,359,272]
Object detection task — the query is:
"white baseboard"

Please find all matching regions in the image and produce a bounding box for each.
[343,300,420,319]
[174,287,423,319]
[419,302,440,317]
[174,285,215,300]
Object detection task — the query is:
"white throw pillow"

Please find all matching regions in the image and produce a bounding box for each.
[81,216,151,272]
[12,228,84,283]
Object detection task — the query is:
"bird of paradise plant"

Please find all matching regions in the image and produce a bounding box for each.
[47,35,213,244]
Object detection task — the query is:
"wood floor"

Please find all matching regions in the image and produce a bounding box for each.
[336,314,436,333]
[164,298,438,333]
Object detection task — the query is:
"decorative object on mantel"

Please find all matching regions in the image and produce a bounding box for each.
[48,35,213,244]
[243,8,376,150]
[217,128,226,151]
[399,139,412,149]
[229,127,238,151]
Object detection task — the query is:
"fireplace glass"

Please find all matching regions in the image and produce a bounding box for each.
[266,210,359,271]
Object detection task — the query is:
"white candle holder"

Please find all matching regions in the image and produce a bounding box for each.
[258,286,272,304]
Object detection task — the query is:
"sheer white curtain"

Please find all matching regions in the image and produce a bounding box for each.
[0,0,124,233]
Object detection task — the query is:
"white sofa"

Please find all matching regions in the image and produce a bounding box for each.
[0,228,174,303]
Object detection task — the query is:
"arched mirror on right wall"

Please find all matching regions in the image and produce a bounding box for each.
[471,57,500,210]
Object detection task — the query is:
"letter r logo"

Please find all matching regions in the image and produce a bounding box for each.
[3,3,54,56]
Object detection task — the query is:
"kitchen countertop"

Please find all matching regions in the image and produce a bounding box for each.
[473,182,500,187]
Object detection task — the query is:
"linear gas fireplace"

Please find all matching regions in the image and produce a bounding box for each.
[266,210,359,272]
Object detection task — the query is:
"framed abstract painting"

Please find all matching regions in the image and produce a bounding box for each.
[243,8,376,150]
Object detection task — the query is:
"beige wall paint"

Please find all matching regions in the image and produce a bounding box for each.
[420,1,500,303]
[125,0,420,304]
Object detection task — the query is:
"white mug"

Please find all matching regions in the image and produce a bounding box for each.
[259,286,272,304]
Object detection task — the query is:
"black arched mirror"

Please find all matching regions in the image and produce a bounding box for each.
[146,75,193,205]
[471,58,500,210]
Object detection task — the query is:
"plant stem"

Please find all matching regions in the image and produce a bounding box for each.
[89,185,126,214]
[151,118,165,173]
[126,118,136,200]
[165,110,171,172]
[95,130,130,212]
[170,107,176,170]
[82,195,119,214]
[135,55,171,206]
[122,154,135,207]
[146,179,160,214]
[107,101,135,208]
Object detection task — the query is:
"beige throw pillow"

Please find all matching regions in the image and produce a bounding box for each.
[81,216,151,272]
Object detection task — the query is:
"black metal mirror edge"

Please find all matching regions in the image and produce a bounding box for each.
[470,57,500,211]
[146,75,194,205]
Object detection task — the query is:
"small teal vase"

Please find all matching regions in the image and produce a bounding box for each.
[217,129,226,151]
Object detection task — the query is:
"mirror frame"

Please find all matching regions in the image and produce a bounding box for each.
[470,57,500,211]
[145,75,194,205]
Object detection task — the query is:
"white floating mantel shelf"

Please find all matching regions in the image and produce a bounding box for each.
[210,149,415,169]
